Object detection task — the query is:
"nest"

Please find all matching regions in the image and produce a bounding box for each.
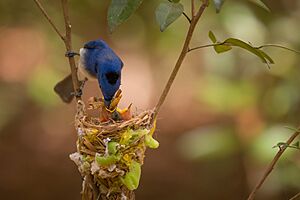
[70,99,158,200]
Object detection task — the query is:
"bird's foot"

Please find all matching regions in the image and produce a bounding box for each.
[65,50,80,58]
[71,89,82,98]
[70,78,87,98]
[79,78,88,91]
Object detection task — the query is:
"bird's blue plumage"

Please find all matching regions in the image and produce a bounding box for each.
[79,40,123,107]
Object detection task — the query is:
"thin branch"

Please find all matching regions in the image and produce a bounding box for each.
[152,0,209,123]
[33,0,65,41]
[61,0,81,100]
[289,192,300,200]
[191,0,195,17]
[247,129,300,200]
[188,43,221,52]
[256,44,300,54]
[33,0,81,101]
[182,12,191,24]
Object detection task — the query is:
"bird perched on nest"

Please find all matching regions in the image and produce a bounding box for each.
[79,39,123,107]
[54,39,123,108]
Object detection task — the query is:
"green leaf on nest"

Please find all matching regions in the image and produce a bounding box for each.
[108,141,119,155]
[107,0,144,33]
[95,153,121,166]
[145,135,159,149]
[119,129,148,145]
[121,161,141,190]
[155,0,184,32]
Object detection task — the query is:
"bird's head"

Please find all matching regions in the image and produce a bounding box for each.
[79,39,123,75]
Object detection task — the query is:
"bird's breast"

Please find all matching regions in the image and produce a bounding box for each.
[78,48,97,81]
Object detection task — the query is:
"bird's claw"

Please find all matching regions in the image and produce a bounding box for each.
[71,89,83,98]
[70,78,87,98]
[80,78,88,90]
[65,51,80,58]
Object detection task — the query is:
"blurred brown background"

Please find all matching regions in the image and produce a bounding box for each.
[0,0,300,199]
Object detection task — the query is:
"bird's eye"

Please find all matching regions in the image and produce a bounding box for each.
[105,72,119,85]
[84,44,94,49]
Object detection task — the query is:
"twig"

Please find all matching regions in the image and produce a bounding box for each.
[33,0,81,100]
[256,44,300,54]
[191,0,195,17]
[33,0,65,41]
[61,0,81,100]
[289,192,300,200]
[188,43,221,52]
[182,12,191,24]
[247,129,300,200]
[152,0,209,122]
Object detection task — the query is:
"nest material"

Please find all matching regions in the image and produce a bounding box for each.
[70,100,158,200]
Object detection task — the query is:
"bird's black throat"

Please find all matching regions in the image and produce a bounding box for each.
[105,72,120,85]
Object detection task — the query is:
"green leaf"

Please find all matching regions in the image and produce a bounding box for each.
[257,49,274,64]
[248,0,270,12]
[214,44,232,53]
[155,0,184,32]
[145,135,159,149]
[213,0,225,13]
[95,153,121,166]
[107,0,144,33]
[224,38,271,64]
[108,141,118,155]
[207,32,275,66]
[208,31,217,43]
[121,161,141,190]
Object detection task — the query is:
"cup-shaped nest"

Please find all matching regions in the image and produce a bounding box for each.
[70,99,159,200]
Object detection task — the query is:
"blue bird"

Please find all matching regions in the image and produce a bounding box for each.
[79,40,123,107]
[54,39,123,107]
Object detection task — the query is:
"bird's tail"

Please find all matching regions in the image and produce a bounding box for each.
[54,73,74,103]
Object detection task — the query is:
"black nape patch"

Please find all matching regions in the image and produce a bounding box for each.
[105,72,119,85]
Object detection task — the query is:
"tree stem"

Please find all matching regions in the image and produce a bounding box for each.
[191,0,195,17]
[61,0,81,101]
[152,0,209,122]
[289,192,300,200]
[33,0,65,41]
[33,0,81,101]
[247,128,300,200]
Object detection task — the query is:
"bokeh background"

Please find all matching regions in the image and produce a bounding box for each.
[0,0,300,199]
